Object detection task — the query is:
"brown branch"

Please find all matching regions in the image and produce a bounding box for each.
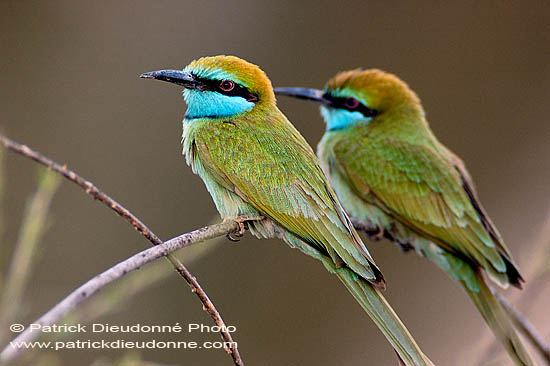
[0,219,256,363]
[496,292,550,364]
[0,134,248,365]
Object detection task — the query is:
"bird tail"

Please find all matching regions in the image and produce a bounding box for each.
[463,270,533,365]
[336,270,435,366]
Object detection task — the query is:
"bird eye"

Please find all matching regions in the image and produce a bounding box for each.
[219,80,235,92]
[344,97,359,109]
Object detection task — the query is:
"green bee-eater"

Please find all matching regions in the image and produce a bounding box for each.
[140,56,434,365]
[275,69,532,365]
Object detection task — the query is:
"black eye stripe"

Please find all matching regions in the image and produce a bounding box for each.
[323,93,378,117]
[194,76,258,102]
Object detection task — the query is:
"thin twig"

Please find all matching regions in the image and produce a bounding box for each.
[0,134,246,365]
[0,135,160,245]
[496,292,550,363]
[0,219,254,363]
[66,231,225,326]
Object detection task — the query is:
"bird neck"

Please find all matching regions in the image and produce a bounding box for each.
[183,89,255,120]
[321,106,372,131]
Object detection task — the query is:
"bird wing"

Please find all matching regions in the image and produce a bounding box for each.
[192,114,383,285]
[332,135,515,286]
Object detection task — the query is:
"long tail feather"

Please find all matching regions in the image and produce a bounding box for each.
[336,270,435,366]
[464,271,533,365]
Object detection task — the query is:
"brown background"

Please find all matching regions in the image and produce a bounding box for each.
[1,1,549,365]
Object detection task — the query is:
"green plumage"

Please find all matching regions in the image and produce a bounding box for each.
[320,129,514,287]
[183,108,435,366]
[144,56,434,365]
[183,112,381,283]
[289,68,532,365]
[320,124,531,365]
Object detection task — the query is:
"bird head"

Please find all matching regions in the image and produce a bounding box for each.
[141,55,275,120]
[275,69,422,131]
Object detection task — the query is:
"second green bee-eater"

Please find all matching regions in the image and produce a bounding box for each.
[275,69,532,365]
[140,56,434,365]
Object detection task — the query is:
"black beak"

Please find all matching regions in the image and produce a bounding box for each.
[274,87,330,105]
[140,69,200,89]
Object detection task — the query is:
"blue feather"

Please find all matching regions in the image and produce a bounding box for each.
[183,90,254,120]
[321,106,371,131]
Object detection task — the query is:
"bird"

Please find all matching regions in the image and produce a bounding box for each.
[274,69,533,365]
[140,56,434,366]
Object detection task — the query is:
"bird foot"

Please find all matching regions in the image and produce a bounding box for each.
[224,215,264,242]
[351,218,385,241]
[365,227,385,241]
[396,242,415,252]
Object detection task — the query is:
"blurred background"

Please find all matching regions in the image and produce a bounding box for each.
[1,1,549,365]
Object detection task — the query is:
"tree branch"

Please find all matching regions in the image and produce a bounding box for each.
[0,134,249,365]
[0,219,256,363]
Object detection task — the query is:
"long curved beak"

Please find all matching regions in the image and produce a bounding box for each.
[274,87,330,105]
[140,69,199,89]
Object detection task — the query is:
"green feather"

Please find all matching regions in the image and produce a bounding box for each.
[312,68,531,365]
[182,112,435,366]
[164,56,435,366]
